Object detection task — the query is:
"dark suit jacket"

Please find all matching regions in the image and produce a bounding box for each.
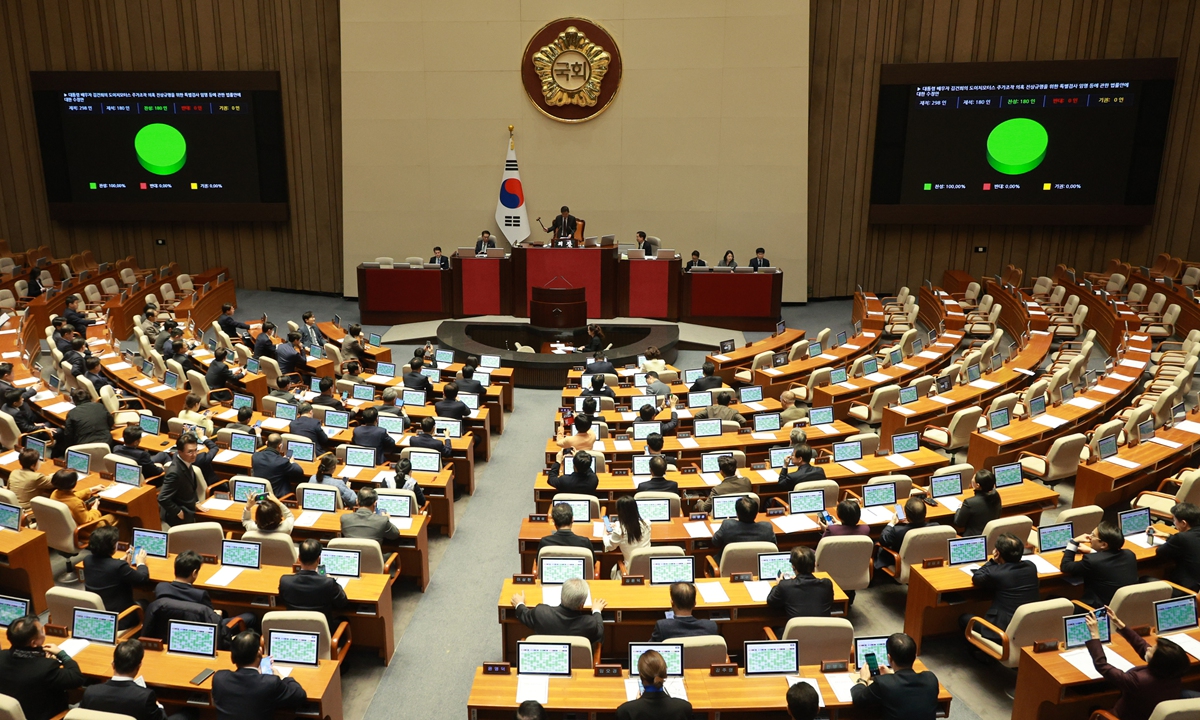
[547,463,601,497]
[2,405,36,434]
[279,569,348,627]
[155,580,212,607]
[954,490,1002,536]
[537,528,593,553]
[585,361,616,375]
[685,259,707,269]
[80,679,167,720]
[251,450,304,497]
[352,424,397,465]
[475,238,496,254]
[434,399,469,421]
[429,255,450,270]
[649,615,719,642]
[410,432,452,457]
[582,385,616,399]
[689,375,723,392]
[65,308,92,335]
[217,315,249,338]
[113,444,165,479]
[312,393,345,411]
[158,457,199,526]
[275,343,303,375]
[711,519,775,560]
[879,521,938,553]
[83,554,149,615]
[63,400,113,448]
[749,256,771,270]
[1157,526,1200,591]
[253,333,276,359]
[1061,547,1138,607]
[616,690,693,720]
[456,377,483,395]
[54,333,73,354]
[972,559,1040,631]
[298,324,324,349]
[636,477,679,494]
[212,666,307,720]
[206,360,238,390]
[775,463,826,492]
[850,668,941,720]
[0,648,85,720]
[63,349,86,377]
[289,415,329,449]
[1087,627,1181,720]
[549,214,577,238]
[84,371,112,393]
[403,372,432,394]
[765,573,835,618]
[514,603,603,646]
[340,507,400,542]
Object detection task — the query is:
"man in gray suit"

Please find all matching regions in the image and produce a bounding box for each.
[339,487,400,543]
[510,578,606,648]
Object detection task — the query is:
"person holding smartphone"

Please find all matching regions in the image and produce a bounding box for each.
[766,547,834,622]
[602,497,651,579]
[1084,609,1189,720]
[212,631,306,720]
[409,417,453,457]
[850,633,939,720]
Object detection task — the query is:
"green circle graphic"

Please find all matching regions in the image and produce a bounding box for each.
[134,123,187,175]
[986,118,1048,175]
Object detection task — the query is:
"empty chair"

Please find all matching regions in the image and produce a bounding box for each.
[1182,267,1200,288]
[375,257,395,268]
[176,274,194,293]
[846,432,880,456]
[708,541,778,578]
[965,304,1001,337]
[166,522,224,557]
[1133,469,1200,519]
[670,635,728,668]
[883,305,918,336]
[909,374,935,397]
[46,587,106,632]
[1019,433,1086,488]
[623,546,686,578]
[734,351,773,384]
[1106,581,1175,630]
[956,282,982,309]
[1139,292,1167,321]
[921,406,982,462]
[965,597,1074,668]
[328,538,393,574]
[1030,505,1104,550]
[1014,379,1048,418]
[847,385,900,426]
[791,480,840,509]
[865,474,912,498]
[795,367,831,403]
[769,617,854,665]
[815,535,873,594]
[1052,305,1088,339]
[240,531,298,566]
[1142,303,1181,338]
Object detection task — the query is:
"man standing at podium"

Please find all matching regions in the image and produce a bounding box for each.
[542,206,577,246]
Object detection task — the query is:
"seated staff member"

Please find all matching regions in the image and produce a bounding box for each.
[79,639,168,720]
[749,247,771,270]
[718,250,737,269]
[253,322,277,359]
[1061,521,1138,608]
[475,230,496,255]
[351,406,397,465]
[1154,502,1200,592]
[775,444,824,492]
[649,583,719,642]
[340,487,401,543]
[9,448,52,510]
[251,434,304,498]
[82,526,149,624]
[429,246,450,270]
[50,469,116,527]
[83,357,112,394]
[637,397,678,434]
[212,631,307,720]
[694,391,746,424]
[547,449,600,496]
[310,454,356,508]
[511,577,605,647]
[958,533,1038,642]
[205,347,245,392]
[766,546,834,618]
[685,251,706,270]
[693,454,750,512]
[954,468,1000,536]
[434,382,470,421]
[279,539,349,629]
[1084,609,1189,720]
[140,305,160,340]
[617,649,693,720]
[635,455,679,494]
[644,371,673,399]
[689,361,722,391]
[456,365,484,395]
[216,303,250,339]
[3,389,41,434]
[410,416,453,456]
[582,373,615,400]
[633,231,654,256]
[538,502,592,552]
[0,616,85,720]
[555,413,596,452]
[850,633,940,720]
[63,337,88,377]
[779,390,807,424]
[711,496,774,561]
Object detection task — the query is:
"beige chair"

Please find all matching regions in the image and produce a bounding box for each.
[980,515,1032,554]
[734,351,773,384]
[634,491,682,517]
[1142,303,1181,338]
[261,610,350,662]
[296,482,345,510]
[68,442,113,474]
[846,432,880,456]
[877,525,957,585]
[847,385,899,426]
[552,493,601,520]
[768,617,854,665]
[966,597,1074,668]
[65,710,138,720]
[965,304,1002,337]
[524,634,596,669]
[45,586,136,639]
[1134,469,1200,519]
[883,305,918,336]
[241,531,298,566]
[623,546,685,578]
[979,393,1020,430]
[909,374,935,397]
[176,274,194,293]
[708,541,777,578]
[375,257,395,268]
[259,356,290,391]
[404,256,424,266]
[103,453,143,478]
[1014,379,1049,418]
[537,545,597,579]
[1052,305,1088,339]
[0,693,26,720]
[166,522,224,557]
[1098,698,1200,720]
[815,535,873,593]
[669,635,729,668]
[32,496,103,581]
[327,538,395,575]
[921,406,982,462]
[1019,433,1086,488]
[791,480,840,509]
[882,287,910,312]
[1102,581,1177,630]
[1081,419,1125,462]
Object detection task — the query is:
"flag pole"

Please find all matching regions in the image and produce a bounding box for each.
[509,124,514,150]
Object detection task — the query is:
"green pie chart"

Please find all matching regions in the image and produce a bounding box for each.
[986,118,1047,175]
[134,123,187,175]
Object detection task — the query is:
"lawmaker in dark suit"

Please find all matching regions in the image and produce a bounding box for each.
[850,633,940,720]
[279,539,349,629]
[63,338,88,377]
[689,361,723,392]
[543,206,578,241]
[959,533,1039,641]
[351,406,397,465]
[711,496,775,561]
[275,332,305,376]
[878,498,938,568]
[403,358,433,396]
[83,357,112,394]
[547,450,600,497]
[693,454,750,512]
[212,631,307,720]
[216,303,250,339]
[59,388,114,453]
[2,391,39,434]
[339,487,401,542]
[617,649,692,720]
[0,362,38,403]
[82,527,149,625]
[205,348,242,391]
[538,503,594,553]
[748,247,771,270]
[954,468,1001,537]
[0,617,85,720]
[429,247,450,269]
[775,444,826,492]
[456,366,484,395]
[253,322,277,359]
[113,426,167,480]
[311,377,345,411]
[582,374,616,400]
[1156,502,1200,592]
[434,382,470,421]
[290,403,331,448]
[475,232,497,255]
[410,416,453,457]
[80,639,168,720]
[63,295,93,335]
[766,546,834,618]
[158,433,203,526]
[155,551,213,606]
[636,456,679,495]
[685,251,706,270]
[298,312,324,349]
[251,435,304,497]
[511,577,604,647]
[1061,521,1138,607]
[585,352,616,376]
[649,583,719,642]
[1085,609,1189,720]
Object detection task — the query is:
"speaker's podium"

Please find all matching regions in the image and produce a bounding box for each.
[530,286,587,329]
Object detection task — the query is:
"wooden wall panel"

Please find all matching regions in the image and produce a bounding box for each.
[0,0,341,293]
[809,0,1200,298]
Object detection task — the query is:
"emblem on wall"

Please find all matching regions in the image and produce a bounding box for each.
[522,18,622,123]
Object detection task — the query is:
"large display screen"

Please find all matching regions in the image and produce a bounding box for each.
[869,59,1175,224]
[31,71,287,221]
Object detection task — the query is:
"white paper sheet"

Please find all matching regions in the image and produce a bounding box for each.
[216,409,239,421]
[1149,436,1183,449]
[59,638,90,657]
[294,511,322,527]
[0,451,17,466]
[678,437,700,449]
[98,484,135,499]
[338,466,361,479]
[970,379,1000,390]
[620,412,636,421]
[365,375,389,384]
[763,368,783,376]
[13,378,38,387]
[207,566,243,587]
[592,522,607,538]
[1124,532,1154,549]
[860,506,892,525]
[772,513,819,533]
[1103,456,1139,470]
[787,677,825,706]
[613,440,633,452]
[982,431,1012,443]
[684,521,713,539]
[812,424,837,435]
[515,675,549,704]
[939,497,963,512]
[839,460,868,475]
[824,673,857,703]
[888,454,915,468]
[1163,632,1200,660]
[743,580,773,602]
[260,418,290,431]
[1175,420,1200,436]
[896,363,917,371]
[751,432,778,440]
[200,498,234,511]
[957,563,982,575]
[925,394,954,406]
[838,381,859,390]
[1109,373,1136,383]
[842,344,861,352]
[1014,368,1036,376]
[1094,385,1119,395]
[1067,397,1101,410]
[1033,414,1069,429]
[864,372,892,383]
[147,385,171,394]
[712,354,731,362]
[676,409,692,419]
[1060,647,1134,680]
[893,407,914,416]
[934,342,955,348]
[106,362,132,371]
[31,390,58,402]
[1027,554,1060,575]
[696,582,730,604]
[389,517,413,530]
[757,469,780,484]
[43,401,76,414]
[918,351,941,360]
[593,440,607,452]
[1119,359,1146,370]
[700,473,722,486]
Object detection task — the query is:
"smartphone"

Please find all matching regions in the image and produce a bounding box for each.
[823,511,834,524]
[1094,607,1107,623]
[190,668,215,685]
[132,546,144,560]
[258,657,273,674]
[317,564,327,576]
[895,503,906,521]
[865,652,881,677]
[255,493,269,502]
[603,516,613,533]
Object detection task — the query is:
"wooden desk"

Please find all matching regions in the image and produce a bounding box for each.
[918,285,966,332]
[167,270,235,334]
[616,256,681,320]
[1131,271,1200,337]
[23,267,124,334]
[708,328,805,385]
[0,529,53,614]
[553,401,785,436]
[451,254,514,317]
[0,449,162,530]
[1052,274,1142,355]
[317,322,393,367]
[356,264,453,325]
[442,362,515,412]
[511,247,618,320]
[752,329,882,399]
[73,640,344,720]
[1074,419,1200,508]
[496,577,848,663]
[680,271,784,332]
[467,663,952,719]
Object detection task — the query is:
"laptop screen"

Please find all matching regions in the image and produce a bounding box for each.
[1098,434,1119,460]
[789,490,825,514]
[1037,522,1074,553]
[993,462,1023,488]
[460,393,480,410]
[837,330,848,346]
[377,362,396,377]
[113,462,141,486]
[862,357,878,376]
[132,528,168,558]
[163,371,179,389]
[324,410,350,429]
[809,406,834,425]
[368,333,382,346]
[635,499,672,522]
[930,473,962,499]
[948,536,988,565]
[73,608,118,645]
[630,395,656,412]
[830,367,848,384]
[245,357,261,374]
[1061,383,1075,401]
[268,629,321,666]
[480,355,500,369]
[230,432,257,453]
[862,482,896,508]
[754,413,781,432]
[913,338,925,355]
[1119,508,1150,537]
[420,367,440,381]
[744,640,799,676]
[988,408,1010,430]
[740,386,764,403]
[301,487,338,512]
[221,540,261,569]
[1139,419,1155,442]
[898,386,918,405]
[232,393,254,410]
[553,499,591,523]
[538,556,586,584]
[345,446,377,468]
[0,503,19,532]
[409,451,441,473]
[892,431,919,455]
[701,451,733,474]
[1064,612,1111,649]
[694,419,723,438]
[758,552,794,581]
[935,375,953,393]
[375,494,411,517]
[632,455,653,476]
[402,390,426,407]
[629,643,683,677]
[649,557,695,585]
[434,419,462,438]
[167,620,218,657]
[632,421,661,441]
[24,436,46,460]
[66,449,90,474]
[287,441,315,462]
[517,642,572,677]
[966,364,981,383]
[1029,395,1046,417]
[833,441,862,462]
[352,384,375,401]
[0,595,28,627]
[1155,596,1199,634]
[321,549,361,578]
[712,494,748,520]
[854,636,890,671]
[232,479,268,503]
[434,349,454,364]
[770,447,791,469]
[720,340,735,354]
[688,392,712,409]
[139,414,162,435]
[683,368,703,384]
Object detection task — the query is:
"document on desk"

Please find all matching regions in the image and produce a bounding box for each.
[842,344,860,351]
[612,440,633,452]
[515,675,549,705]
[1119,359,1147,371]
[892,406,914,416]
[896,363,917,371]
[216,408,239,421]
[44,401,76,415]
[746,402,767,412]
[696,581,730,604]
[939,497,962,512]
[1164,632,1200,660]
[59,638,90,657]
[865,372,892,383]
[683,521,712,539]
[201,497,234,511]
[743,580,773,602]
[147,385,172,394]
[1093,385,1119,395]
[824,673,857,703]
[207,566,244,587]
[14,378,38,387]
[1175,420,1200,436]
[860,506,892,525]
[1027,554,1060,575]
[98,484,136,499]
[1060,647,1133,680]
[887,454,915,468]
[957,563,982,576]
[593,440,607,452]
[1108,373,1136,383]
[261,418,289,431]
[1103,456,1140,470]
[295,511,322,528]
[338,466,361,479]
[934,342,955,348]
[751,432,778,440]
[757,469,780,484]
[817,353,838,361]
[838,381,859,390]
[838,460,868,475]
[389,517,413,530]
[366,375,390,384]
[1124,532,1155,549]
[763,368,783,376]
[676,408,692,419]
[593,522,607,538]
[969,379,1000,390]
[678,437,700,449]
[772,513,818,534]
[787,677,824,706]
[1149,436,1183,449]
[712,354,731,362]
[1066,397,1101,410]
[700,473,722,486]
[930,395,955,405]
[213,449,240,464]
[106,361,132,371]
[620,412,637,421]
[982,431,1012,443]
[1032,414,1069,429]
[0,451,17,465]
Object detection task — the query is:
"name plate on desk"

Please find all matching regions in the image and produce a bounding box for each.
[615,434,630,442]
[681,467,697,474]
[612,469,630,477]
[566,384,580,390]
[1033,639,1060,653]
[594,664,623,677]
[922,558,945,569]
[44,623,67,638]
[690,512,709,521]
[767,507,786,517]
[621,575,645,586]
[199,554,218,565]
[751,462,767,470]
[528,513,548,522]
[483,662,511,675]
[140,638,164,652]
[730,572,752,583]
[821,660,848,673]
[677,431,692,439]
[710,663,739,676]
[512,574,536,584]
[738,428,752,435]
